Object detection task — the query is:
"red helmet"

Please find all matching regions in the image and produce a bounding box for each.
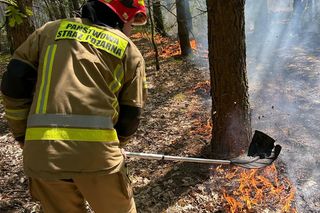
[99,0,147,25]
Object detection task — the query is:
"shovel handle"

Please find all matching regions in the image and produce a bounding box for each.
[124,151,231,165]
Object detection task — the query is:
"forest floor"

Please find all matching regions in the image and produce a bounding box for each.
[0,32,315,213]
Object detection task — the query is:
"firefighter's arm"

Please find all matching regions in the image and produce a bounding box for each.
[117,52,147,147]
[1,60,37,145]
[114,105,141,146]
[0,30,39,145]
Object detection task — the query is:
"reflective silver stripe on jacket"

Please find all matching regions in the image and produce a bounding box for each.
[27,114,114,129]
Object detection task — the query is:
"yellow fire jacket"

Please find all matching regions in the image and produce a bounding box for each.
[1,18,147,179]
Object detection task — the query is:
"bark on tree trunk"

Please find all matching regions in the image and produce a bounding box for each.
[71,0,81,13]
[44,0,55,20]
[6,0,35,53]
[58,7,67,19]
[0,5,5,52]
[147,0,160,70]
[68,0,74,17]
[69,0,81,17]
[152,0,167,36]
[207,0,251,159]
[58,0,67,18]
[49,0,62,19]
[184,0,193,35]
[176,0,192,56]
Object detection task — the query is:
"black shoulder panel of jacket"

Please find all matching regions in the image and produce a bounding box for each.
[114,105,142,138]
[1,59,37,99]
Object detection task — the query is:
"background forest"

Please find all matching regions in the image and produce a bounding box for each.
[1,0,320,212]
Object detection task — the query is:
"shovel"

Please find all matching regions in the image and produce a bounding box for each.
[125,130,282,169]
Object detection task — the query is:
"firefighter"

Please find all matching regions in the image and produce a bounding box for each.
[0,0,147,212]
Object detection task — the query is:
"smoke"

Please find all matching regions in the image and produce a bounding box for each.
[246,0,320,211]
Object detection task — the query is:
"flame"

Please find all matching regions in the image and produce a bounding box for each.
[282,179,296,212]
[190,39,197,50]
[218,164,297,212]
[223,190,243,213]
[225,167,239,180]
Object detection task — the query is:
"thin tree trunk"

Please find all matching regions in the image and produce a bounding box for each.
[44,0,55,20]
[207,0,251,158]
[68,0,74,17]
[147,0,160,70]
[49,0,62,19]
[184,0,193,35]
[0,5,5,52]
[176,0,192,56]
[58,0,67,18]
[71,0,81,12]
[152,0,167,36]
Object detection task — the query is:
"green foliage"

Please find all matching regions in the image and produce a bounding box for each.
[6,6,24,27]
[4,0,33,27]
[25,7,33,16]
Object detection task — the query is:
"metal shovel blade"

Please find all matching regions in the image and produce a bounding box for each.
[248,130,276,158]
[230,130,282,169]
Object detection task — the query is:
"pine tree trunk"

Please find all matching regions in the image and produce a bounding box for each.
[184,0,193,35]
[152,0,167,36]
[58,0,67,18]
[44,0,55,20]
[49,0,62,19]
[147,0,160,70]
[0,5,5,52]
[176,0,192,56]
[68,0,75,17]
[71,0,81,13]
[58,0,67,19]
[207,0,251,158]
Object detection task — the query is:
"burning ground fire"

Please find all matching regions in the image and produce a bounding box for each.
[191,119,297,212]
[188,82,296,212]
[215,164,297,212]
